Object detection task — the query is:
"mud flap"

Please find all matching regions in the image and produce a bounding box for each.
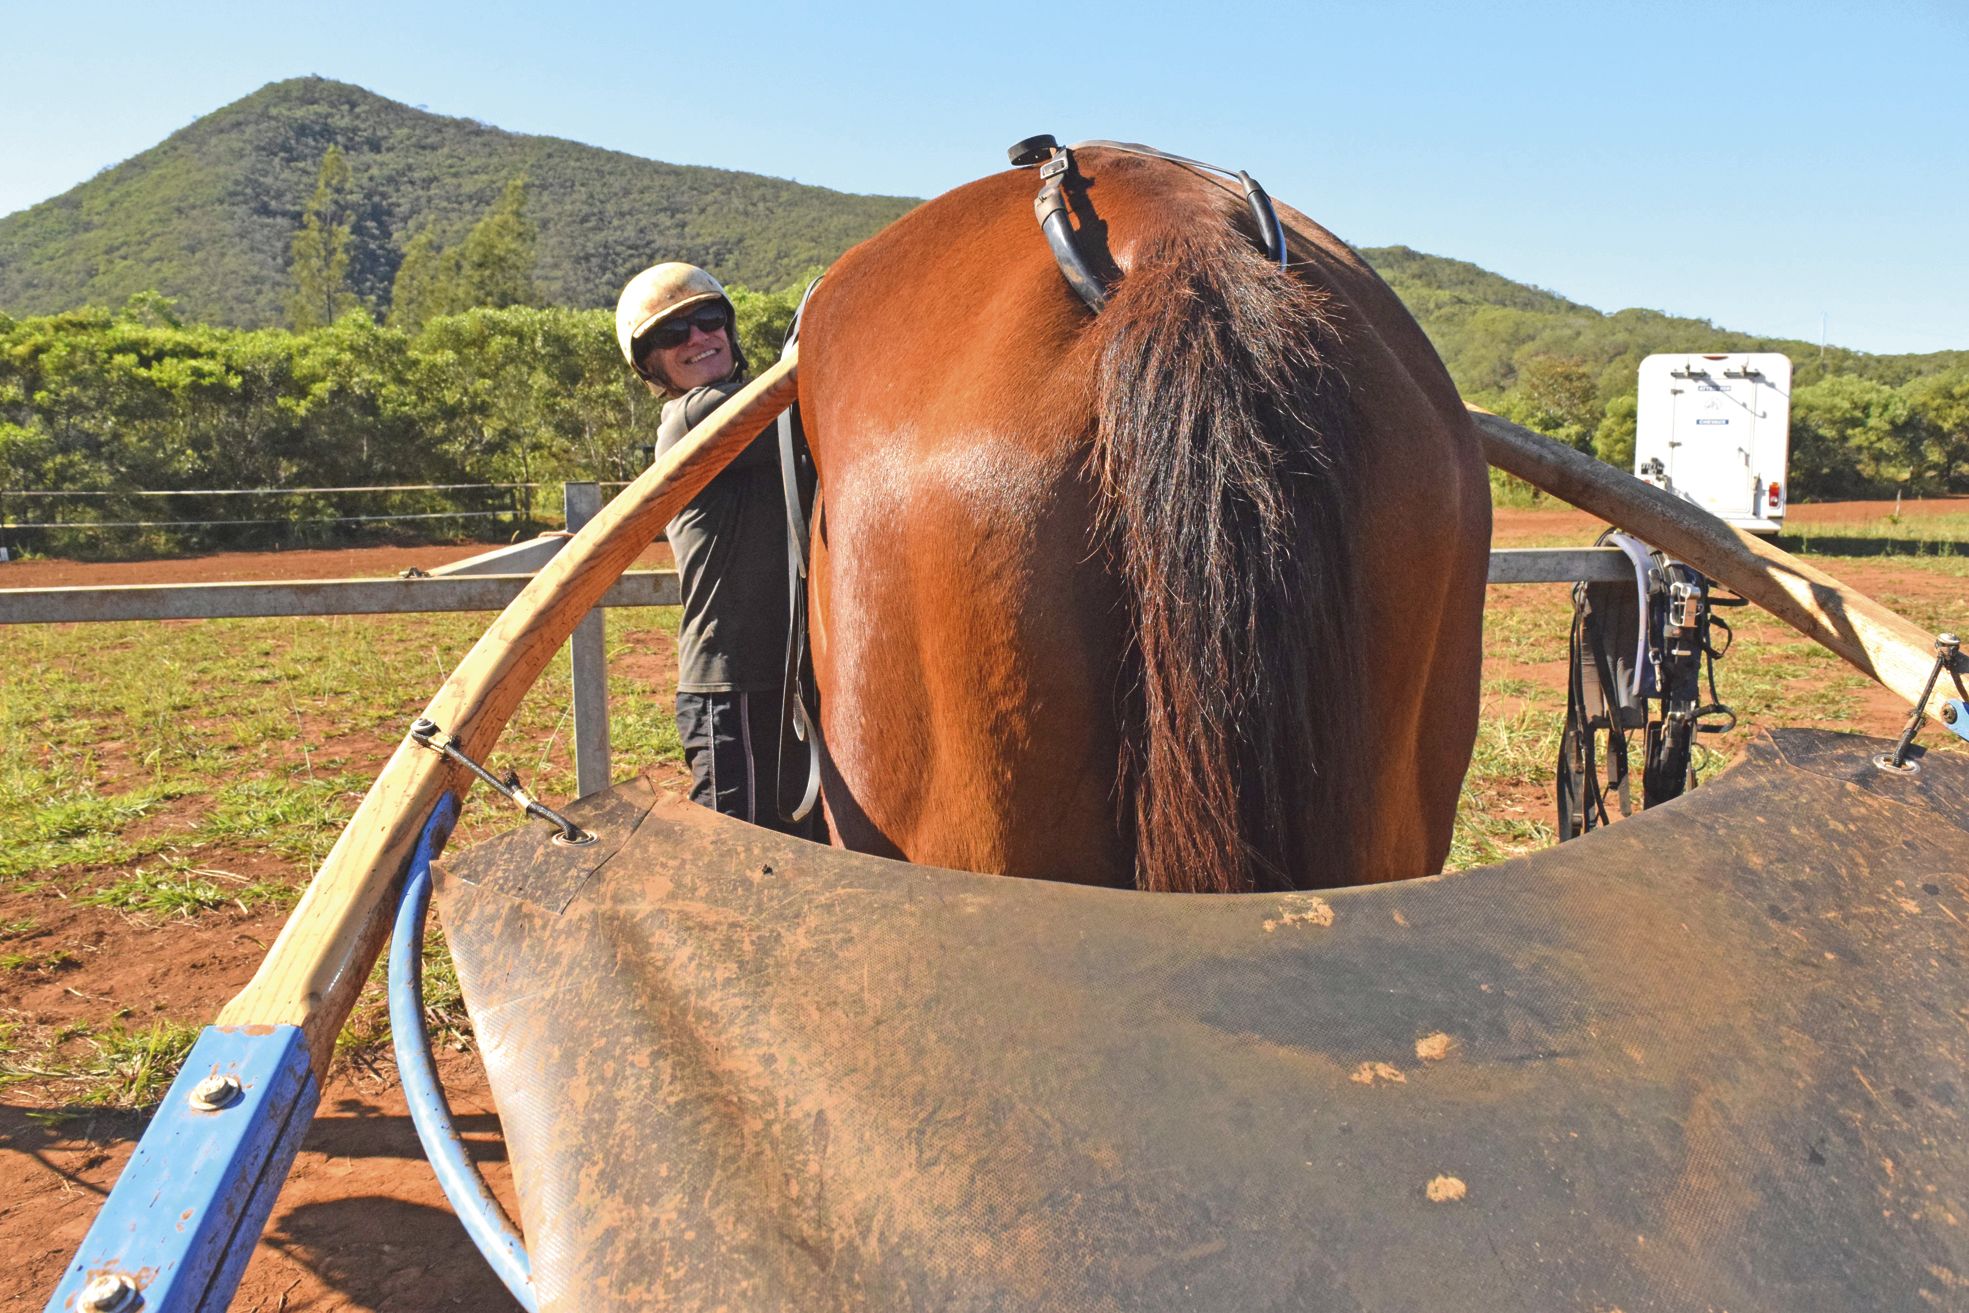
[435,729,1969,1313]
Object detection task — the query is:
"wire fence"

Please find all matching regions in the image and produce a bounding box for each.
[0,482,550,558]
[1,482,549,498]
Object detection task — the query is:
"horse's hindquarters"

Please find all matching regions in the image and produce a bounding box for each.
[807,424,1132,885]
[799,151,1489,889]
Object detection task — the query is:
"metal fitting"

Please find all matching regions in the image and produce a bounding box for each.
[79,1272,141,1312]
[188,1073,243,1111]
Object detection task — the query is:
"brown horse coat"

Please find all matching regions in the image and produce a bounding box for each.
[799,150,1487,892]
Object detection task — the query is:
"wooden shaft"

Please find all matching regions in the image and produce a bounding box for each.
[1471,406,1959,717]
[219,353,800,1076]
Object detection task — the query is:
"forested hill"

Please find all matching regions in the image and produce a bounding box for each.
[0,78,917,326]
[1,76,1959,385]
[1365,244,1968,399]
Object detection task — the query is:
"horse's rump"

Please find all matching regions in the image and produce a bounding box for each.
[801,150,1487,891]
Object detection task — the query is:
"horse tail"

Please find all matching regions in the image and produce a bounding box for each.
[1090,221,1367,894]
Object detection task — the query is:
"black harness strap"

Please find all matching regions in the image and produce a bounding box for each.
[1557,532,1737,841]
[1008,134,1289,315]
[776,278,823,824]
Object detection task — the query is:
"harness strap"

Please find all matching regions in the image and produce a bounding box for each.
[776,278,824,824]
[1068,140,1288,271]
[1033,149,1109,313]
[1557,533,1737,840]
[1008,133,1290,316]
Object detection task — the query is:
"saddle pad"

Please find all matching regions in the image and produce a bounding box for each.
[435,729,1969,1312]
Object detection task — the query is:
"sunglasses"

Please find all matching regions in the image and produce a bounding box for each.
[638,305,730,354]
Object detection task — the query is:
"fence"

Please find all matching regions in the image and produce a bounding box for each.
[0,481,1629,796]
[0,480,550,558]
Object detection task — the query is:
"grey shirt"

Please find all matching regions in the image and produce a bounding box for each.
[656,381,789,694]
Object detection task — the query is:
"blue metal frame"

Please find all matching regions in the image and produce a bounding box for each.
[42,1023,318,1312]
[1944,699,1969,745]
[388,792,538,1310]
[43,795,538,1313]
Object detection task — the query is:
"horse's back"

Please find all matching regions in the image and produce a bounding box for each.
[802,151,1487,888]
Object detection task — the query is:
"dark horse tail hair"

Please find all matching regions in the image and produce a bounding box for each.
[1090,220,1367,894]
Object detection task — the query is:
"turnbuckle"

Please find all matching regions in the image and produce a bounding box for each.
[410,717,595,844]
[1874,633,1967,773]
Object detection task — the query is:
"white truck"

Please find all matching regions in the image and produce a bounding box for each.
[1634,352,1793,533]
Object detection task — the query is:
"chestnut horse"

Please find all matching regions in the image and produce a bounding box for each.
[796,148,1488,893]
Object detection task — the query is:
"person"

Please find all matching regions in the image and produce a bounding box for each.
[615,263,813,837]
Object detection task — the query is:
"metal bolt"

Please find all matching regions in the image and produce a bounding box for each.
[188,1073,242,1111]
[1945,702,1961,725]
[78,1273,140,1312]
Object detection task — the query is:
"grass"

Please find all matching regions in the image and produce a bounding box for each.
[0,604,688,1098]
[1,947,77,973]
[1445,700,1563,871]
[1775,508,1969,561]
[82,864,296,920]
[336,935,473,1065]
[0,1015,201,1109]
[195,773,368,864]
[0,608,688,892]
[0,764,191,882]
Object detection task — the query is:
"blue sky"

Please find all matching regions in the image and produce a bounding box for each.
[4,0,1965,354]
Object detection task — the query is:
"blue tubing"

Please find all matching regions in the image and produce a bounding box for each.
[388,794,539,1312]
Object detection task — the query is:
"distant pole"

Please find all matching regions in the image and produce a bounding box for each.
[1820,312,1827,373]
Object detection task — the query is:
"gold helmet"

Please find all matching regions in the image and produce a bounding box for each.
[614,263,733,377]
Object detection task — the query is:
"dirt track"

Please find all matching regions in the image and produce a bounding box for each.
[2,506,1965,1310]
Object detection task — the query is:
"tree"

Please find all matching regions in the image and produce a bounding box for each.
[286,146,361,331]
[388,228,458,333]
[1498,355,1602,454]
[1902,369,1969,493]
[1789,375,1917,499]
[1592,393,1639,470]
[453,177,539,311]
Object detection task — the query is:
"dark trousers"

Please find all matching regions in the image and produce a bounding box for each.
[675,691,817,839]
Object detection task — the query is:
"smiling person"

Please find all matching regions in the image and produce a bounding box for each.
[615,263,814,837]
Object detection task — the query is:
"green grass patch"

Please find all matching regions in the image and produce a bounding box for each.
[1,947,78,972]
[1777,509,1969,559]
[0,1016,200,1109]
[0,608,689,903]
[82,865,296,920]
[1447,703,1564,871]
[195,773,365,864]
[0,765,190,883]
[336,933,474,1062]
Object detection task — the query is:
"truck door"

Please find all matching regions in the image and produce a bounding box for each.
[1666,377,1755,520]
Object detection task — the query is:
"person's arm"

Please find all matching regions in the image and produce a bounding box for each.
[679,384,778,474]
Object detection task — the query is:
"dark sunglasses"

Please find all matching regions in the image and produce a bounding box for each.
[638,305,730,354]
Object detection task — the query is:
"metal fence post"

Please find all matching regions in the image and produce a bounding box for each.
[563,482,611,797]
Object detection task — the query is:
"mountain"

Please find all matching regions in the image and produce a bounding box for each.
[0,78,917,325]
[1,80,1960,387]
[1362,244,1966,396]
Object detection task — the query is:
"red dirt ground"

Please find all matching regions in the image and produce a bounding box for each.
[2,507,1964,1310]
